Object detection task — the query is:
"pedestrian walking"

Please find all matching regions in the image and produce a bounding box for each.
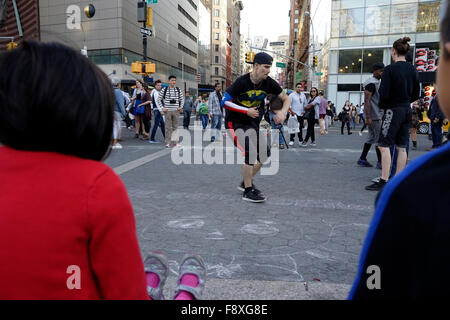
[136,85,153,140]
[149,80,166,144]
[288,83,307,146]
[130,80,147,139]
[183,92,194,130]
[340,101,352,135]
[318,92,327,135]
[300,87,321,147]
[365,37,420,191]
[112,77,127,150]
[208,83,223,142]
[357,63,384,169]
[410,100,423,149]
[199,98,209,130]
[268,94,287,149]
[359,104,366,135]
[222,52,290,203]
[157,75,185,148]
[350,105,357,129]
[325,101,333,133]
[427,93,445,150]
[195,95,202,121]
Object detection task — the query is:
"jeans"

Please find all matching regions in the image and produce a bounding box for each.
[183,110,192,129]
[431,123,443,148]
[150,109,165,141]
[201,114,209,129]
[210,114,222,140]
[351,116,356,129]
[269,112,286,145]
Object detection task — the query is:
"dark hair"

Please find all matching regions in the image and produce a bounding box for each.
[318,91,324,96]
[441,1,450,59]
[310,87,318,97]
[169,75,176,80]
[215,82,221,88]
[0,41,114,161]
[392,37,411,56]
[267,94,283,111]
[295,82,302,87]
[155,80,162,85]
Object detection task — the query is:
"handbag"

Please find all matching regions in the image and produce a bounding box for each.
[132,99,145,115]
[287,115,300,134]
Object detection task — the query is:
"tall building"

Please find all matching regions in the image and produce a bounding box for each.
[198,0,212,90]
[312,0,443,111]
[210,0,228,89]
[287,0,301,89]
[227,0,243,85]
[37,1,199,94]
[240,34,251,74]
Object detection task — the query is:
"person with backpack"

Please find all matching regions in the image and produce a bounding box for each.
[198,98,209,130]
[149,80,166,144]
[340,101,352,135]
[156,76,184,148]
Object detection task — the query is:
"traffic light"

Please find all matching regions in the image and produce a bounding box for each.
[313,56,318,68]
[245,52,255,64]
[146,7,153,27]
[6,41,18,51]
[131,61,156,75]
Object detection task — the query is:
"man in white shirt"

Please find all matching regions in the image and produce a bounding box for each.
[288,82,307,146]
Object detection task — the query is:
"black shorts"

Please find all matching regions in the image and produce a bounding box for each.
[226,121,271,166]
[379,107,412,148]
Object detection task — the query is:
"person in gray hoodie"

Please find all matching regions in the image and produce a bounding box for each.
[357,63,384,168]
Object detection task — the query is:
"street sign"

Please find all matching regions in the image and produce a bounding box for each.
[316,72,324,76]
[140,27,153,37]
[276,62,286,68]
[147,0,158,3]
[296,71,302,81]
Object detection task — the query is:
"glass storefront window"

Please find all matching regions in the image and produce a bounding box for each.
[365,5,390,35]
[340,0,365,9]
[417,1,441,32]
[340,8,365,37]
[362,48,384,73]
[390,3,418,34]
[366,0,390,6]
[339,49,362,74]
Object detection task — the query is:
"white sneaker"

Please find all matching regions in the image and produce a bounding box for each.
[300,142,308,148]
[359,131,363,136]
[112,143,123,150]
[289,141,294,146]
[310,142,317,147]
[372,176,381,183]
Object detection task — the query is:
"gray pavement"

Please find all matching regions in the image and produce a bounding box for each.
[105,120,431,300]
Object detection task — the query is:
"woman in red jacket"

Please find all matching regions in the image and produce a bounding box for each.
[0,41,205,300]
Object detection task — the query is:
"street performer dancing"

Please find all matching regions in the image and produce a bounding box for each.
[221,52,291,203]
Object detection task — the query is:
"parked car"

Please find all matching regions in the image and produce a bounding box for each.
[417,110,449,134]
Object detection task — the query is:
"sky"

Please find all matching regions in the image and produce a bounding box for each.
[240,0,291,43]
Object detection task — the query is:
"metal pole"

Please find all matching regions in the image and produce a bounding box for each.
[143,21,147,62]
[12,0,23,37]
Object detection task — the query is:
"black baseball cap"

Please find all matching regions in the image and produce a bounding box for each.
[373,62,385,71]
[253,52,273,65]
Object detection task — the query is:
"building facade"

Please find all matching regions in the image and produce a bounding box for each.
[313,0,442,111]
[270,35,289,87]
[210,0,228,89]
[0,0,40,51]
[39,0,199,93]
[227,0,243,85]
[198,0,212,89]
[287,0,301,89]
